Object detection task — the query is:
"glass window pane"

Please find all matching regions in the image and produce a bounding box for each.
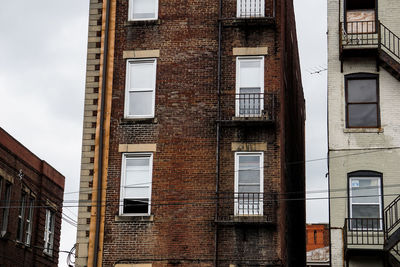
[129,91,153,116]
[348,104,378,127]
[126,158,150,169]
[238,185,260,193]
[239,155,260,169]
[238,170,260,184]
[132,0,156,19]
[240,60,262,88]
[124,199,149,214]
[125,187,150,198]
[129,61,154,89]
[352,204,380,218]
[348,79,377,102]
[351,178,380,203]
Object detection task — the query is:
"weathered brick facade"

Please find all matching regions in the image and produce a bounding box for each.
[0,127,64,267]
[76,0,305,266]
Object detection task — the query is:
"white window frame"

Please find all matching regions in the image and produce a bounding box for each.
[235,56,264,117]
[25,198,34,246]
[125,58,157,119]
[16,192,26,242]
[128,0,159,21]
[234,152,264,216]
[119,153,153,216]
[237,0,265,18]
[1,182,11,237]
[44,209,55,256]
[349,176,382,230]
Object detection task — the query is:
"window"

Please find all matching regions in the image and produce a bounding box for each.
[349,172,382,229]
[234,152,264,216]
[237,0,265,18]
[1,183,11,237]
[345,74,379,128]
[125,59,157,119]
[16,192,26,242]
[120,153,153,215]
[129,0,158,21]
[236,57,264,117]
[25,198,34,246]
[345,0,376,34]
[44,209,55,255]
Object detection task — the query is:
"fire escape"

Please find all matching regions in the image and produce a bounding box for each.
[214,0,279,265]
[339,1,400,266]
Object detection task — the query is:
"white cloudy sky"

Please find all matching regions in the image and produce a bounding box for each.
[0,1,327,266]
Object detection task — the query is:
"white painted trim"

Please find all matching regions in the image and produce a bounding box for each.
[234,152,264,216]
[124,58,157,119]
[119,153,153,216]
[349,176,382,229]
[235,56,264,117]
[128,0,159,21]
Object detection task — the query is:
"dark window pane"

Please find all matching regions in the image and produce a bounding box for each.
[347,79,377,102]
[346,0,375,10]
[348,104,378,127]
[352,204,380,218]
[123,199,149,214]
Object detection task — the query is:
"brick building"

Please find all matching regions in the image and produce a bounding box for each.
[0,127,65,266]
[306,224,329,252]
[328,0,400,265]
[75,0,305,266]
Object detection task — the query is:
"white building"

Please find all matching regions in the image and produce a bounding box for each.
[328,0,400,266]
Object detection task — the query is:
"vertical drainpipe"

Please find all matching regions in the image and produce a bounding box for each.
[93,0,111,266]
[214,0,222,265]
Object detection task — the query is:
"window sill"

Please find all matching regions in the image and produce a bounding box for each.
[120,117,158,125]
[115,215,154,222]
[124,19,161,27]
[344,128,383,133]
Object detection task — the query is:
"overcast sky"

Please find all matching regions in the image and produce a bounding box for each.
[0,1,327,266]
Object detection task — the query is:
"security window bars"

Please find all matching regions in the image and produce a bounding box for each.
[237,0,265,18]
[345,74,379,128]
[236,57,264,117]
[234,152,263,216]
[349,176,382,230]
[44,209,55,256]
[120,153,153,215]
[1,183,11,237]
[25,198,34,246]
[125,59,157,119]
[16,192,26,242]
[129,0,158,21]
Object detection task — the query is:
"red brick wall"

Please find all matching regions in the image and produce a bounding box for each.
[306,224,329,252]
[0,128,64,267]
[100,0,303,266]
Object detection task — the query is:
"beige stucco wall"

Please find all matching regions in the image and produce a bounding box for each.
[328,0,400,266]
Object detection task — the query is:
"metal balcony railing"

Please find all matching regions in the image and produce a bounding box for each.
[340,21,379,47]
[384,195,400,237]
[344,218,385,246]
[219,92,276,123]
[215,192,276,224]
[237,0,265,18]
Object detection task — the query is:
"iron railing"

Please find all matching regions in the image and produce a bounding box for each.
[340,21,400,62]
[340,21,378,47]
[237,0,265,18]
[215,192,276,223]
[384,195,400,237]
[380,23,400,61]
[219,92,276,123]
[344,218,384,246]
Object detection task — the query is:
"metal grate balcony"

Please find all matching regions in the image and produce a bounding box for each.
[237,0,265,18]
[340,21,379,48]
[344,218,384,247]
[215,192,276,224]
[218,92,276,125]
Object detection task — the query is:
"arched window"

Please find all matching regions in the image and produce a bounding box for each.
[348,171,382,229]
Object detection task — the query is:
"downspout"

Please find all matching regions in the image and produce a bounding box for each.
[93,0,111,265]
[214,0,222,265]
